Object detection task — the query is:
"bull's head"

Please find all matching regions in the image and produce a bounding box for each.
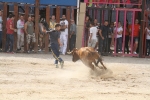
[67,48,80,62]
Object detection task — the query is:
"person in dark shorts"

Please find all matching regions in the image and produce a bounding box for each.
[50,24,64,68]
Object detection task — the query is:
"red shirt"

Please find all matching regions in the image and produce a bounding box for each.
[6,19,14,34]
[129,24,140,37]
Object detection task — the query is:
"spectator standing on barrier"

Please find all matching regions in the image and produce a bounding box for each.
[145,24,150,56]
[50,15,57,30]
[114,22,123,53]
[0,10,3,50]
[60,15,68,55]
[50,24,64,68]
[5,14,16,53]
[124,20,130,54]
[25,16,36,53]
[17,14,25,51]
[38,19,46,52]
[69,20,77,51]
[85,16,91,47]
[88,22,98,48]
[129,19,140,54]
[98,20,109,55]
[108,22,114,53]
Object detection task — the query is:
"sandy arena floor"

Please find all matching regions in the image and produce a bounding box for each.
[0,53,150,100]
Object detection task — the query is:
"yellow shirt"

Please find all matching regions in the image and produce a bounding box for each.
[49,20,56,30]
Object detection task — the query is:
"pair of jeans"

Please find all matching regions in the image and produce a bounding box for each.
[5,34,14,52]
[125,35,129,54]
[99,37,107,54]
[51,43,63,64]
[0,31,2,48]
[116,37,122,53]
[146,39,150,55]
[70,35,76,51]
[108,38,112,52]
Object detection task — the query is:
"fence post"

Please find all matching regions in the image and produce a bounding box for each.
[45,6,50,53]
[66,6,71,51]
[56,6,60,23]
[24,4,29,52]
[2,3,7,51]
[14,3,18,51]
[34,0,40,52]
[139,0,146,58]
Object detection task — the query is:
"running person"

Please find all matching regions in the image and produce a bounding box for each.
[50,24,64,68]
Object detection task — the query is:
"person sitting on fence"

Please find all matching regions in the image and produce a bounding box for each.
[38,18,46,52]
[114,21,123,53]
[25,16,36,53]
[145,24,150,56]
[0,10,3,50]
[5,14,17,54]
[17,14,25,52]
[129,19,140,54]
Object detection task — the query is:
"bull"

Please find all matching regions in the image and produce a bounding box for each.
[68,47,107,70]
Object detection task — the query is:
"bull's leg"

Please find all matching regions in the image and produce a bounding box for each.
[96,57,107,70]
[93,60,98,67]
[88,63,95,71]
[100,61,107,70]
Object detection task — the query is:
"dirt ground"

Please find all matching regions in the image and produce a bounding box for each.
[0,53,150,100]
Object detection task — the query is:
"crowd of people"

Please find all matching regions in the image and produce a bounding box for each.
[0,10,77,55]
[84,16,150,56]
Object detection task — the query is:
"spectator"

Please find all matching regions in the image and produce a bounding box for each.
[25,16,36,53]
[60,15,68,55]
[5,14,16,53]
[38,19,46,51]
[0,10,3,50]
[114,22,123,53]
[88,22,98,48]
[145,25,150,56]
[124,20,130,54]
[17,14,25,51]
[93,19,99,50]
[98,20,109,55]
[69,20,76,51]
[49,15,57,30]
[129,19,140,54]
[84,16,91,46]
[108,22,114,53]
[31,15,35,25]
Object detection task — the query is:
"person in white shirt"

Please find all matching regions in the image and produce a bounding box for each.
[60,15,68,55]
[17,14,25,51]
[145,25,150,56]
[88,22,98,48]
[114,22,123,53]
[0,10,3,49]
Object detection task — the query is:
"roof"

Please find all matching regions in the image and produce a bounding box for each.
[0,0,77,6]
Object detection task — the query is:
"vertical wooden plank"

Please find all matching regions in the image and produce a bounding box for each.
[14,3,18,51]
[56,6,60,23]
[71,7,74,20]
[2,3,7,51]
[45,6,50,53]
[24,4,29,52]
[66,6,71,51]
[34,0,40,52]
